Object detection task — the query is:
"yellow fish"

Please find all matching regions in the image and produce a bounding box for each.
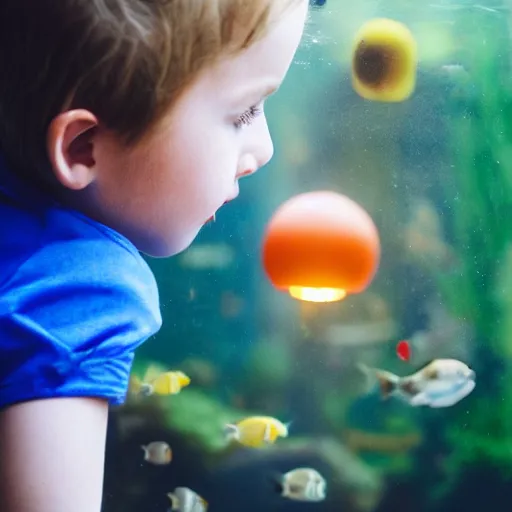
[131,364,191,397]
[141,370,191,396]
[225,416,289,448]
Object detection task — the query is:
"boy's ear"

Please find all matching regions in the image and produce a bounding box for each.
[46,109,99,191]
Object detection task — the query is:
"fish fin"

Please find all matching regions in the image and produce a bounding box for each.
[418,359,438,380]
[143,363,166,383]
[409,392,430,407]
[399,379,419,396]
[357,362,374,392]
[420,360,439,380]
[129,375,142,395]
[429,396,456,408]
[140,445,148,460]
[224,424,239,442]
[357,363,399,399]
[166,493,179,511]
[268,472,285,496]
[376,371,399,400]
[421,359,436,368]
[430,380,476,408]
[280,481,291,498]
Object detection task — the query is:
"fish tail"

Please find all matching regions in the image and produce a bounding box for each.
[224,423,239,442]
[140,445,148,460]
[139,383,154,397]
[268,472,286,496]
[166,493,179,511]
[129,375,142,395]
[357,363,400,399]
[375,370,400,399]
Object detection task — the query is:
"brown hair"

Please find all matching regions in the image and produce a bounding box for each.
[0,0,299,184]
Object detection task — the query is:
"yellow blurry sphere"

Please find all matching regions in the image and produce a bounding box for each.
[351,18,418,103]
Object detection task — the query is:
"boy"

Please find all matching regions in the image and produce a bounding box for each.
[0,1,308,511]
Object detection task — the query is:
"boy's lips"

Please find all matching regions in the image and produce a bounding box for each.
[205,184,240,223]
[225,182,240,203]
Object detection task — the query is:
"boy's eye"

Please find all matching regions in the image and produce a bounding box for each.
[234,104,263,130]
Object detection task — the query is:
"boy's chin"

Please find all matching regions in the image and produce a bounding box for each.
[138,227,202,259]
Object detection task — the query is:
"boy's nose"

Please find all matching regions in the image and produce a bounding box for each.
[236,155,258,179]
[237,115,275,178]
[256,119,274,168]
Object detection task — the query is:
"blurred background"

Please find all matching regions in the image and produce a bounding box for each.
[103,1,512,510]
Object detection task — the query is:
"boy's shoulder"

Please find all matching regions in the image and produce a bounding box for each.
[0,159,162,408]
[0,184,152,292]
[0,160,161,332]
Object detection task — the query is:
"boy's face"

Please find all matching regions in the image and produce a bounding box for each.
[64,0,308,257]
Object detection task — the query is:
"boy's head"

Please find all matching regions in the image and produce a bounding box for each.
[0,0,308,257]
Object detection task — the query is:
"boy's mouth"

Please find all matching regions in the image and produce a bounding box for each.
[204,184,240,224]
[227,181,240,202]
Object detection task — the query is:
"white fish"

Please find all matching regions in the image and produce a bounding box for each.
[274,467,327,502]
[179,243,235,270]
[359,358,476,408]
[440,64,467,76]
[167,487,208,512]
[429,3,505,13]
[141,441,172,465]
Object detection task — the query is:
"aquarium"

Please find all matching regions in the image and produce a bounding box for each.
[105,1,512,511]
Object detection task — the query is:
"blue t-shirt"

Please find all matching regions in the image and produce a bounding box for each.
[0,156,162,409]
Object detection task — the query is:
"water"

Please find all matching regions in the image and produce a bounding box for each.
[104,1,512,511]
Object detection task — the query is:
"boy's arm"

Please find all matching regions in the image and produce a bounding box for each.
[0,223,161,512]
[0,397,108,512]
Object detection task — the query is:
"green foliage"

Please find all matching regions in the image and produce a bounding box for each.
[445,393,512,478]
[162,389,248,455]
[428,5,512,490]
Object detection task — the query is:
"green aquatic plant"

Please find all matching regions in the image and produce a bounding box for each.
[440,249,512,480]
[426,5,512,488]
[162,389,249,455]
[244,340,292,392]
[444,393,512,478]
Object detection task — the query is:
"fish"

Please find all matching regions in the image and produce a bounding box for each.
[440,64,467,75]
[273,467,327,502]
[429,3,505,14]
[225,416,289,448]
[129,364,191,397]
[140,370,191,396]
[179,243,235,270]
[167,487,208,512]
[135,364,191,397]
[141,441,172,465]
[358,358,476,408]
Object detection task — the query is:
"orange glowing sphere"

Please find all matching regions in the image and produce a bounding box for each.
[262,191,381,302]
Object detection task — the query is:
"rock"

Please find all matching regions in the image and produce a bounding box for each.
[210,437,383,512]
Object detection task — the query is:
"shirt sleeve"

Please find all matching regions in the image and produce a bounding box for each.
[0,230,162,409]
